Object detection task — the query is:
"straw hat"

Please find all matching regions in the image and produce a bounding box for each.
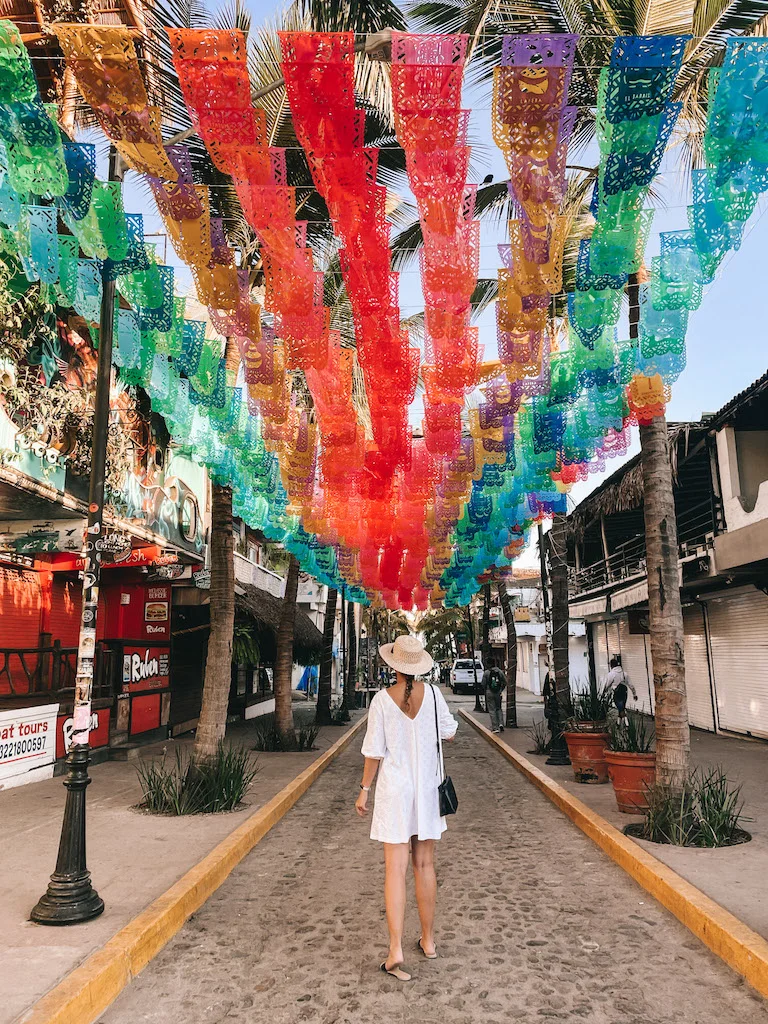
[379,634,434,677]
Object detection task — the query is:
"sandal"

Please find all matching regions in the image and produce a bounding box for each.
[380,961,412,981]
[417,937,438,960]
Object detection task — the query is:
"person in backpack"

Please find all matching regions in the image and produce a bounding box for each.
[605,655,637,726]
[482,661,506,734]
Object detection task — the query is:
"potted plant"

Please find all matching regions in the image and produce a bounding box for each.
[605,715,656,813]
[563,685,614,784]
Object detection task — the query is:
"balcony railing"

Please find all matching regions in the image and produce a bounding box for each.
[570,498,719,596]
[0,641,114,700]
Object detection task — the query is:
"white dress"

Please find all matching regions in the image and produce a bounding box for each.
[361,685,459,844]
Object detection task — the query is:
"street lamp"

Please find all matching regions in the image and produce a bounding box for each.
[30,152,123,924]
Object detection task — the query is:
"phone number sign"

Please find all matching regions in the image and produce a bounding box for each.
[0,703,59,789]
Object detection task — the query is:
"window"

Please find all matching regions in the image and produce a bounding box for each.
[181,495,198,542]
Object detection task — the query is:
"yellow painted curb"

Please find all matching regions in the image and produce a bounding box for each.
[461,709,768,999]
[21,715,367,1024]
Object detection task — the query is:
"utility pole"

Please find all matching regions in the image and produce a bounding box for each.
[31,149,124,924]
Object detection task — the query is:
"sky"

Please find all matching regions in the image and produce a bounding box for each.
[118,2,768,554]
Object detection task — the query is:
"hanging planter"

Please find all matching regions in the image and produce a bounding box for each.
[605,716,656,813]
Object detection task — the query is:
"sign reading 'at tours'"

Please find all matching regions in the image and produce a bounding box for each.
[0,704,59,790]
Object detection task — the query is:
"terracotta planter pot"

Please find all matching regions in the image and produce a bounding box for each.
[605,750,657,813]
[563,731,610,784]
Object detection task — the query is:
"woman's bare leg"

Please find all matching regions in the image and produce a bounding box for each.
[411,838,437,955]
[383,842,410,968]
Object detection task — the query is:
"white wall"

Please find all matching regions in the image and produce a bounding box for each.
[716,425,768,531]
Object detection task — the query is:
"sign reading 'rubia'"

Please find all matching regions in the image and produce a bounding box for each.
[122,646,170,692]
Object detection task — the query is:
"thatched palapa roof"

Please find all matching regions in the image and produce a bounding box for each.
[237,583,322,667]
[567,423,697,541]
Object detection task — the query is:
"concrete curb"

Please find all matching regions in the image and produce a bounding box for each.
[461,708,768,1000]
[20,715,367,1024]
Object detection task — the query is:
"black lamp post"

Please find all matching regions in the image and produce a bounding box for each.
[31,151,122,924]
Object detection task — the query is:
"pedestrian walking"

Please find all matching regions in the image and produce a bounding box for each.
[482,662,506,734]
[605,655,637,726]
[355,633,458,982]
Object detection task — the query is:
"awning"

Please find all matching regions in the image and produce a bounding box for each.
[610,579,649,611]
[569,595,607,618]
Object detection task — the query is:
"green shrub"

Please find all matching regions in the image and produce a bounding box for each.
[526,715,550,755]
[609,714,655,753]
[630,766,751,847]
[137,744,260,815]
[297,723,319,751]
[568,684,614,730]
[251,718,319,752]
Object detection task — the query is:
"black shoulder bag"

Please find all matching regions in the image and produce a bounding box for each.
[430,684,458,816]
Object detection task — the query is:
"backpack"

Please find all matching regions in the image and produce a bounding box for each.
[487,667,506,693]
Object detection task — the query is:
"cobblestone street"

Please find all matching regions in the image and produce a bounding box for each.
[100,714,768,1024]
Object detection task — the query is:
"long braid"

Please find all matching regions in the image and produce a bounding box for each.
[403,674,415,709]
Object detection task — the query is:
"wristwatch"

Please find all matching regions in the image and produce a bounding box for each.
[360,784,370,792]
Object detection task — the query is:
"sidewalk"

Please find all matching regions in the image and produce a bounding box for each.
[1,711,363,1024]
[471,694,768,942]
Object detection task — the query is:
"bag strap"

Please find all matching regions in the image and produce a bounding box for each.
[430,684,445,781]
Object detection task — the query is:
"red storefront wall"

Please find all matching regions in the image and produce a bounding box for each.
[0,561,172,745]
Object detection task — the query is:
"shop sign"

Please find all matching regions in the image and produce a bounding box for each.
[101,531,133,564]
[144,585,170,639]
[149,563,188,581]
[122,646,170,692]
[193,568,211,589]
[0,519,83,555]
[47,545,173,572]
[0,703,59,789]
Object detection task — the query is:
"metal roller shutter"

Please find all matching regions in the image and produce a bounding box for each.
[594,622,609,684]
[606,619,621,662]
[618,617,654,715]
[707,588,768,739]
[683,604,716,732]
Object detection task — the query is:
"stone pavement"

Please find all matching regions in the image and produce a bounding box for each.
[483,688,768,941]
[2,713,361,1024]
[100,704,767,1024]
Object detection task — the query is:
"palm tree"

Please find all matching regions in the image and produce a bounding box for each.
[628,273,690,783]
[316,586,338,725]
[194,481,236,759]
[481,581,492,666]
[343,598,358,713]
[273,554,300,746]
[496,579,518,727]
[409,1,768,785]
[548,513,570,725]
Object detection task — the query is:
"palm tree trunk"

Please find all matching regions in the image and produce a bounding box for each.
[481,582,491,664]
[629,270,690,787]
[497,580,518,728]
[193,336,239,762]
[193,483,235,761]
[273,554,299,747]
[550,513,570,706]
[640,416,690,785]
[342,599,357,713]
[546,514,571,765]
[316,587,337,725]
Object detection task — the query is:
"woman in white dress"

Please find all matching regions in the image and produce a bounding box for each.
[355,634,458,981]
